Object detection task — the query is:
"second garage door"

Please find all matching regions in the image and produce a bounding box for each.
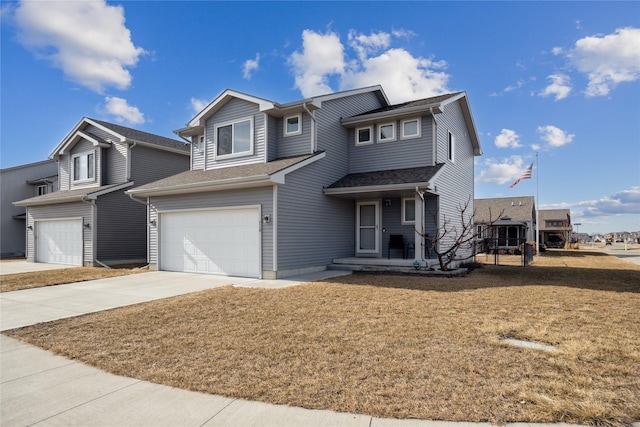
[36,219,83,266]
[160,208,261,278]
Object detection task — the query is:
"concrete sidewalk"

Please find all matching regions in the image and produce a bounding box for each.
[0,260,74,275]
[0,269,594,427]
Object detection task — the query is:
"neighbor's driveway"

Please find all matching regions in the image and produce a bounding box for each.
[0,261,75,275]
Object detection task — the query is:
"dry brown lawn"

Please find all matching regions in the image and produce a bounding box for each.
[0,266,147,293]
[6,251,640,426]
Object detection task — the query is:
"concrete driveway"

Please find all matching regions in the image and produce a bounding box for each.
[0,260,76,275]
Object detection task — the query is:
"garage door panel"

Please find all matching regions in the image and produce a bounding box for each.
[160,208,260,278]
[36,220,83,266]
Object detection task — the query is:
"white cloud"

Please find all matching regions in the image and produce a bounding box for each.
[289,28,450,103]
[243,53,260,80]
[13,0,145,93]
[103,96,144,124]
[567,27,640,97]
[494,129,522,149]
[539,74,572,101]
[504,79,525,93]
[537,125,574,147]
[476,156,528,185]
[190,97,208,114]
[543,187,640,222]
[289,29,345,97]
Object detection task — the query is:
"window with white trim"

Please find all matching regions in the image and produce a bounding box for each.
[378,122,395,142]
[72,152,95,182]
[448,131,455,162]
[401,118,420,139]
[284,114,302,136]
[36,185,48,196]
[215,118,253,158]
[356,126,373,145]
[402,197,416,224]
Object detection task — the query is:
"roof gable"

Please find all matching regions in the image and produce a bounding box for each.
[49,117,188,159]
[475,196,535,223]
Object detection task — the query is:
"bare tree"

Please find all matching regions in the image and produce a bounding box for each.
[423,197,504,271]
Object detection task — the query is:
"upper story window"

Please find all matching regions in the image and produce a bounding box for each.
[215,117,253,159]
[448,131,455,162]
[36,185,48,196]
[284,114,302,136]
[378,123,395,142]
[72,152,95,182]
[401,118,421,139]
[402,197,416,224]
[356,126,373,146]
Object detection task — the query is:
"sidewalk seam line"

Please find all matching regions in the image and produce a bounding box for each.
[199,398,237,426]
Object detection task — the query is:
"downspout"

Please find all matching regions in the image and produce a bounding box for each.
[302,102,317,152]
[430,107,438,164]
[415,186,426,264]
[127,142,136,181]
[80,196,108,268]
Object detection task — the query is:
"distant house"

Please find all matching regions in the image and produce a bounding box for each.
[127,86,482,278]
[538,209,571,248]
[14,118,190,266]
[474,196,536,249]
[1,160,58,257]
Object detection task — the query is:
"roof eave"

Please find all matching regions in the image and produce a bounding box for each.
[126,175,273,198]
[341,104,443,127]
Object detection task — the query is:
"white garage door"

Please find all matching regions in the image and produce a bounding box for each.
[36,219,83,266]
[160,208,260,278]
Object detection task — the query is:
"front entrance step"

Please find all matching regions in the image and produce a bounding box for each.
[327,263,468,277]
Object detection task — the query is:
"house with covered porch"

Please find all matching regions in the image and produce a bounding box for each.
[474,196,536,253]
[127,86,482,278]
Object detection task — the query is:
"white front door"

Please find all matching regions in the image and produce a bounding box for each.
[356,201,380,255]
[36,219,83,266]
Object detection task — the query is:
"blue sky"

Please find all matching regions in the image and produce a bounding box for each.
[1,1,639,235]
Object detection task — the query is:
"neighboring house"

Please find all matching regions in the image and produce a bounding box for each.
[128,85,482,278]
[14,118,190,266]
[474,196,536,249]
[1,160,58,257]
[538,209,572,248]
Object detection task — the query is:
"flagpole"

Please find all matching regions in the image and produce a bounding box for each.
[535,151,540,257]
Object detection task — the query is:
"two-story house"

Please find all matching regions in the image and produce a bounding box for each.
[1,160,58,258]
[14,118,190,266]
[127,86,481,279]
[539,209,572,248]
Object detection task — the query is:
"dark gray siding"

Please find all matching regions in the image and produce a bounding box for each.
[432,100,476,260]
[26,202,93,264]
[148,187,274,270]
[379,197,415,258]
[276,113,312,158]
[105,141,128,184]
[130,145,189,186]
[204,98,265,168]
[348,117,434,173]
[96,189,146,261]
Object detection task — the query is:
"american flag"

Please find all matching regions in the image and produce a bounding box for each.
[509,163,533,188]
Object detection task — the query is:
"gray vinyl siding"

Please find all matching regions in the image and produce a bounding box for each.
[348,117,434,173]
[432,100,476,260]
[191,135,206,170]
[379,197,415,258]
[204,98,266,168]
[96,189,146,261]
[84,124,114,142]
[148,187,274,270]
[26,202,93,264]
[0,160,58,257]
[275,92,385,271]
[105,141,128,184]
[59,155,70,190]
[277,159,354,271]
[129,145,189,186]
[276,113,312,158]
[267,116,278,161]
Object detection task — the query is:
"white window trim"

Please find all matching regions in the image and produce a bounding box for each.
[36,184,48,196]
[71,151,96,183]
[355,126,373,146]
[448,131,455,162]
[284,114,302,137]
[214,117,254,160]
[402,197,416,225]
[378,122,396,143]
[401,118,421,139]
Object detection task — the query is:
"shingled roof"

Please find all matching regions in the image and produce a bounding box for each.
[353,92,464,116]
[14,182,133,207]
[474,196,535,224]
[90,119,188,152]
[326,164,444,191]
